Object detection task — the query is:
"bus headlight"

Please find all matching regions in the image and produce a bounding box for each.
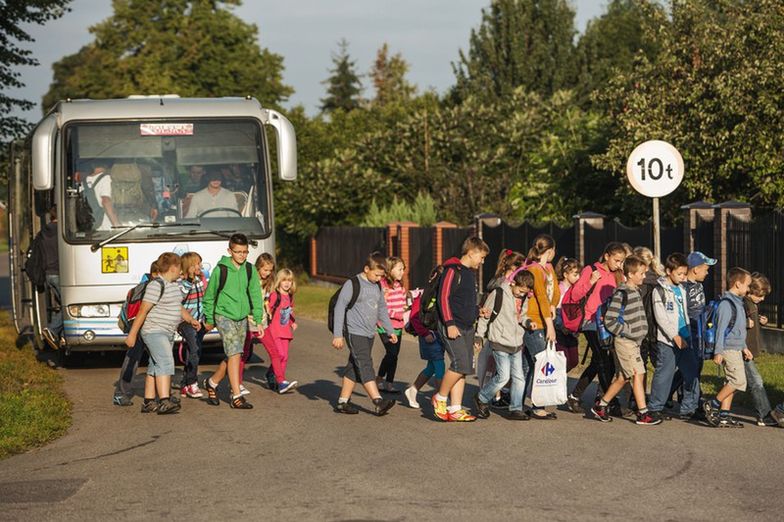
[68,304,111,318]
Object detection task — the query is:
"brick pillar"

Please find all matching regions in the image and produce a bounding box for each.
[681,200,713,253]
[386,221,400,257]
[573,211,606,265]
[433,221,457,267]
[396,221,418,289]
[712,200,752,294]
[309,236,317,278]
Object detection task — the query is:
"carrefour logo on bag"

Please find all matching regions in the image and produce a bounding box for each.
[541,362,556,377]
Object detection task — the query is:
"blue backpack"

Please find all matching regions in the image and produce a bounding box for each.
[596,289,627,349]
[701,298,738,360]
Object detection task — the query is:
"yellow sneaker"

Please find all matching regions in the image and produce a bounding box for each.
[432,395,448,421]
[447,409,477,422]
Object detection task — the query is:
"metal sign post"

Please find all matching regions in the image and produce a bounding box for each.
[626,140,684,259]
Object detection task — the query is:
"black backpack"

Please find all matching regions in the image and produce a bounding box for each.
[418,264,462,331]
[268,290,294,324]
[212,262,253,323]
[24,234,47,292]
[328,276,360,335]
[484,287,505,329]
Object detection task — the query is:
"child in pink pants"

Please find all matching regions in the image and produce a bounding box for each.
[262,269,298,394]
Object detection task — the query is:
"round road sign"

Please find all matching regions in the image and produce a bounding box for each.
[625,140,684,198]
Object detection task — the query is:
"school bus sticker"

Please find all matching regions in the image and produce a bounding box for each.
[102,247,129,273]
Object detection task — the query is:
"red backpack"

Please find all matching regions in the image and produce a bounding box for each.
[117,277,164,334]
[559,265,598,334]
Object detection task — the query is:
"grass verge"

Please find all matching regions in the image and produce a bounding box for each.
[0,311,71,459]
[294,284,335,322]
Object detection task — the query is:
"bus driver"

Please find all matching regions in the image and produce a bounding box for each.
[185,167,239,218]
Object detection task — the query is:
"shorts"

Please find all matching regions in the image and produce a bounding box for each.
[721,350,747,392]
[612,337,646,379]
[438,324,475,375]
[141,331,174,376]
[215,315,247,358]
[343,334,375,384]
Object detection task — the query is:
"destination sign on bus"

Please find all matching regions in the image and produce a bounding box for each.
[140,123,194,136]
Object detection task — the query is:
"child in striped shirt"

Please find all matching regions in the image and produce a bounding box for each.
[178,252,206,398]
[376,256,408,393]
[591,255,661,426]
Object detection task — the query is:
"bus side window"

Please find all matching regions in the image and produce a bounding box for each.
[34,190,54,223]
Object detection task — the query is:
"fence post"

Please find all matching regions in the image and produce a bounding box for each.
[681,200,713,253]
[712,200,752,294]
[309,236,317,278]
[573,211,605,265]
[396,221,418,290]
[386,222,400,257]
[433,221,457,267]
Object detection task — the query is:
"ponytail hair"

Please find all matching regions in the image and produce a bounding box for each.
[493,249,525,279]
[526,234,555,263]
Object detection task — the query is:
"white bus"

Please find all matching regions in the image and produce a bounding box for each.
[7,96,296,364]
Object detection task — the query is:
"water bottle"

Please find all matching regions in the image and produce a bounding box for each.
[595,309,612,348]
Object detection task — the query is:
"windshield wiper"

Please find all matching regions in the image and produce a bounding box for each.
[90,223,197,252]
[148,228,259,247]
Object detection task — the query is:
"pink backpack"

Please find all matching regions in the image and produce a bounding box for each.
[559,265,598,333]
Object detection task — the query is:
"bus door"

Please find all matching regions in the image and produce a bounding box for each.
[7,141,36,336]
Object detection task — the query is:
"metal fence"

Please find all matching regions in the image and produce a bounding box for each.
[441,227,474,261]
[408,226,434,289]
[726,212,784,328]
[313,226,386,280]
[480,221,575,289]
[584,219,682,265]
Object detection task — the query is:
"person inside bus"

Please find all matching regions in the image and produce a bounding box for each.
[180,164,207,194]
[220,164,251,193]
[83,159,120,230]
[185,167,240,218]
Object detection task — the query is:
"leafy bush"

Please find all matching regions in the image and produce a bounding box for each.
[361,192,439,227]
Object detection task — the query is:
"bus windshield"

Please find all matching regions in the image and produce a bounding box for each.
[63,119,270,243]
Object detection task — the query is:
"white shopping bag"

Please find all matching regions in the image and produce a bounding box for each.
[530,341,568,407]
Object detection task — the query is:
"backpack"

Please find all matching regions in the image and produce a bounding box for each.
[418,263,462,331]
[597,288,628,349]
[81,172,108,228]
[702,298,738,360]
[110,163,145,211]
[327,276,360,335]
[560,265,598,333]
[118,277,164,334]
[213,262,254,323]
[484,287,505,329]
[24,234,47,291]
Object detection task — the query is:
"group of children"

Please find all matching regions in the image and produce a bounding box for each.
[113,233,300,413]
[330,234,784,429]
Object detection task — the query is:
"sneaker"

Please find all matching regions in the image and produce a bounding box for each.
[756,415,778,427]
[591,401,613,423]
[718,416,743,428]
[508,410,530,421]
[473,395,490,419]
[372,397,395,416]
[447,409,477,422]
[230,395,253,409]
[490,396,510,410]
[140,400,159,413]
[157,398,181,415]
[636,412,662,426]
[770,408,784,428]
[278,380,298,394]
[113,394,133,406]
[203,378,220,406]
[432,395,448,421]
[334,400,359,414]
[239,384,250,396]
[182,383,204,399]
[403,386,420,409]
[566,395,584,414]
[702,400,720,427]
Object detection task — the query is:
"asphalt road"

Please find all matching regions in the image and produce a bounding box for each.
[1,318,783,521]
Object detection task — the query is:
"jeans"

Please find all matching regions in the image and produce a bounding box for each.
[478,350,525,411]
[377,331,402,383]
[45,274,63,339]
[115,335,145,398]
[523,329,547,407]
[648,341,701,414]
[178,322,206,386]
[744,359,772,419]
[141,331,175,376]
[475,340,494,388]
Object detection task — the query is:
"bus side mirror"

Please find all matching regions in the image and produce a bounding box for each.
[263,109,297,181]
[32,114,58,191]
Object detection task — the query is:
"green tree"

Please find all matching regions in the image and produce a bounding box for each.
[320,39,363,113]
[574,0,662,107]
[369,43,416,106]
[451,0,577,101]
[42,0,292,111]
[595,0,784,218]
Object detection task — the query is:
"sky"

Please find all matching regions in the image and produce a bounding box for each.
[8,0,608,122]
